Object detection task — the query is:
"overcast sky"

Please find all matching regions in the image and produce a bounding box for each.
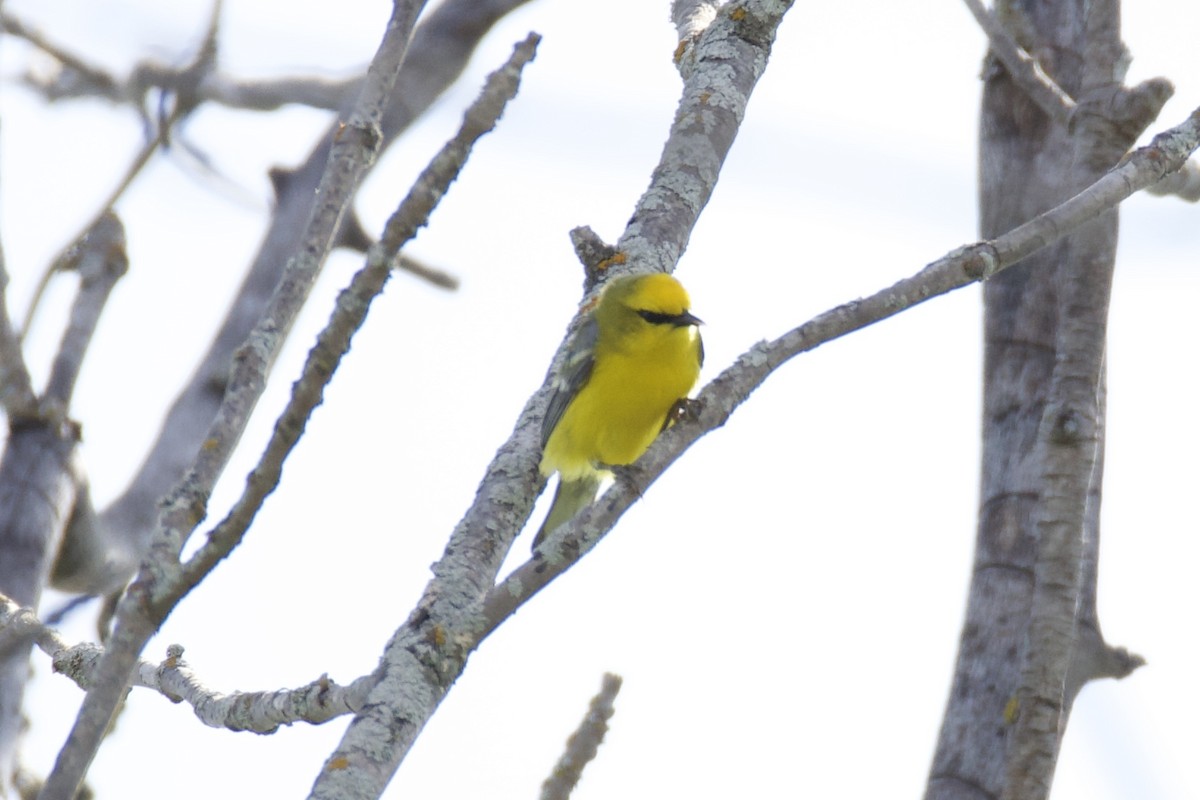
[4,1,1199,798]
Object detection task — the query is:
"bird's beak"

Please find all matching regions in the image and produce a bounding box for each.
[675,311,703,328]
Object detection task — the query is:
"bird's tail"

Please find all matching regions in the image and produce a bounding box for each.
[533,474,603,550]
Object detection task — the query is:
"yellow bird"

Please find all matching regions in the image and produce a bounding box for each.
[535,272,703,548]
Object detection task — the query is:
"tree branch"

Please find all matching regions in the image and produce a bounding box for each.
[0,238,37,420]
[0,214,128,797]
[962,0,1075,125]
[36,2,431,797]
[173,32,539,615]
[79,0,534,598]
[0,594,372,734]
[539,673,622,800]
[305,4,796,800]
[482,104,1200,632]
[43,213,129,409]
[962,0,1200,204]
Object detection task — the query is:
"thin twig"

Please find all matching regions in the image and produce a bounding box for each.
[21,116,175,342]
[1,12,122,100]
[539,673,623,800]
[394,254,460,290]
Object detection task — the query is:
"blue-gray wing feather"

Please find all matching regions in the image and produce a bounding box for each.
[541,315,599,449]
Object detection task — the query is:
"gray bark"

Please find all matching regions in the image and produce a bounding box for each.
[927,2,1157,797]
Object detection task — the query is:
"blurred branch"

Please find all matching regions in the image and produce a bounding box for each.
[394,254,460,290]
[0,240,37,419]
[962,0,1200,204]
[1145,158,1200,201]
[962,0,1075,124]
[36,0,432,795]
[3,5,352,115]
[21,130,164,341]
[539,673,622,800]
[0,213,129,795]
[19,2,215,340]
[43,213,129,407]
[1,12,122,101]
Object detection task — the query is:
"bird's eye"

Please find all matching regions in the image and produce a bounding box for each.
[637,310,675,325]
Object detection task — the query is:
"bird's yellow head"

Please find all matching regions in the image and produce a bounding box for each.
[594,273,702,343]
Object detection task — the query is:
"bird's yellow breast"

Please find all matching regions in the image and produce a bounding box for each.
[541,321,700,480]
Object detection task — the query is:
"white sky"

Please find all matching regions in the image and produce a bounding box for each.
[4,0,1199,798]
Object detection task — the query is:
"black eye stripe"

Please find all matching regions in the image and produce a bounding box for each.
[637,310,676,325]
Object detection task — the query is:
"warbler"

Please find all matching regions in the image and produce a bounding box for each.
[535,272,703,548]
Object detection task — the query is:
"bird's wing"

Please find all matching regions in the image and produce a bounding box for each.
[541,314,599,449]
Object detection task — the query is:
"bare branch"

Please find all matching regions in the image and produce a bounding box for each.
[617,2,789,280]
[22,120,174,341]
[304,6,796,800]
[0,595,371,733]
[482,105,1200,630]
[43,213,129,408]
[0,214,131,793]
[539,673,623,800]
[36,2,432,796]
[6,7,357,114]
[90,0,534,599]
[1,12,122,102]
[304,32,541,800]
[175,25,535,599]
[393,254,460,290]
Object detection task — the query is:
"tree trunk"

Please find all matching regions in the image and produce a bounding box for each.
[927,1,1098,797]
